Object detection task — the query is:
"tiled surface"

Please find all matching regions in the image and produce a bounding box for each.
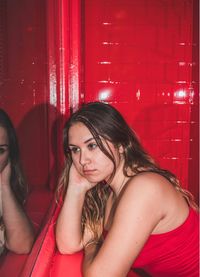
[0,0,50,187]
[84,0,199,197]
[0,1,198,274]
[0,0,198,200]
[0,0,66,190]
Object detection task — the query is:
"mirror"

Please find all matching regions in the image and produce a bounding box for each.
[0,1,63,274]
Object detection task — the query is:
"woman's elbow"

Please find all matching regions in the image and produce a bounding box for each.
[56,238,82,255]
[22,238,34,254]
[6,232,35,254]
[57,246,78,255]
[6,238,34,254]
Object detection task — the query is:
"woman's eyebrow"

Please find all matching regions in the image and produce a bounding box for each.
[68,144,78,147]
[68,138,94,147]
[84,138,94,144]
[0,144,8,147]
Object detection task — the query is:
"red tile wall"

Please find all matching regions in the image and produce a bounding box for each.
[84,0,199,200]
[0,0,50,188]
[0,0,198,202]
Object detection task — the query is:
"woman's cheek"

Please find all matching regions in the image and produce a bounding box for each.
[72,159,82,173]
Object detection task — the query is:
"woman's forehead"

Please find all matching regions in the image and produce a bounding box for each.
[68,122,94,144]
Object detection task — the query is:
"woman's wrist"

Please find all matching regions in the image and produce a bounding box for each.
[67,183,89,197]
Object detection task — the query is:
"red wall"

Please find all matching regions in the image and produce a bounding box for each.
[0,0,198,202]
[0,1,198,274]
[0,0,69,192]
[0,0,50,188]
[84,0,199,200]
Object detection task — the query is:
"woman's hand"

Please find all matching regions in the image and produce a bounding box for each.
[0,161,34,254]
[0,161,11,187]
[68,164,97,193]
[56,164,98,254]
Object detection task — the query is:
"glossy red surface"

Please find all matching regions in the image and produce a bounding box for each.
[0,0,198,208]
[84,0,199,198]
[0,0,51,188]
[0,0,198,276]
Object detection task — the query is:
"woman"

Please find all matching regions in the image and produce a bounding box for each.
[0,109,34,255]
[56,102,199,277]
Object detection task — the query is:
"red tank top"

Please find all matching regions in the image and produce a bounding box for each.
[133,208,199,276]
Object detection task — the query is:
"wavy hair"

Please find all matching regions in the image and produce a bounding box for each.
[57,102,198,241]
[0,109,27,204]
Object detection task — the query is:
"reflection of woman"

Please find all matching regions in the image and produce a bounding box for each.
[55,102,198,276]
[0,109,34,255]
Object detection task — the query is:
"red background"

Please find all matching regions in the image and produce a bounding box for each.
[0,0,198,275]
[1,0,198,204]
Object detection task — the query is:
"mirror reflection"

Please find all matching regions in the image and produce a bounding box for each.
[0,109,34,256]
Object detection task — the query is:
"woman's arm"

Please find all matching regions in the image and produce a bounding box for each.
[1,163,34,254]
[83,173,166,277]
[56,164,96,254]
[56,184,87,254]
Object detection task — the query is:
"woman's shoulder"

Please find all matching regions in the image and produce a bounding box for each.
[122,172,187,218]
[116,172,171,211]
[114,172,168,233]
[119,171,180,212]
[126,171,172,194]
[116,172,190,235]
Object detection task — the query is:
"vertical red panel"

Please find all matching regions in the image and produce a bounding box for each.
[188,0,199,201]
[46,0,82,189]
[68,0,83,111]
[0,2,82,275]
[0,0,50,188]
[46,0,70,190]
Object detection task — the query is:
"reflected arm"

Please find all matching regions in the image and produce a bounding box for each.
[1,163,34,254]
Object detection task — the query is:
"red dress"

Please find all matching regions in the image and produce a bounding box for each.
[133,208,199,277]
[21,200,138,277]
[21,203,199,277]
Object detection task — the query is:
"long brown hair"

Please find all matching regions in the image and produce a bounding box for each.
[57,102,197,240]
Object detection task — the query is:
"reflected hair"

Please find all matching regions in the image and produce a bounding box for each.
[57,102,197,241]
[0,109,27,204]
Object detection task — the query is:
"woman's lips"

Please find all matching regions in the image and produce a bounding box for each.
[83,169,97,175]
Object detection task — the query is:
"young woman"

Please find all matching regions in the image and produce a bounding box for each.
[0,109,34,255]
[56,102,198,277]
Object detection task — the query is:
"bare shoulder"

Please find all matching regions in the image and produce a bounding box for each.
[115,172,172,218]
[112,172,170,238]
[118,171,185,221]
[116,171,181,220]
[129,171,170,183]
[124,171,172,197]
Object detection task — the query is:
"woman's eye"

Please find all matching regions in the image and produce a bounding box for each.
[70,147,80,154]
[88,143,97,150]
[0,148,6,155]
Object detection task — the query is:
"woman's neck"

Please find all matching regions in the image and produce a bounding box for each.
[109,162,131,197]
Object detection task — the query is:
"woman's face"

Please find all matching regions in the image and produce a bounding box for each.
[68,122,122,183]
[0,126,9,173]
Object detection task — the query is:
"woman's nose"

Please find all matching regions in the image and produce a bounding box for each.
[79,150,90,166]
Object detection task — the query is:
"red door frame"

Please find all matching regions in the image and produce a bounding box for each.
[46,0,82,190]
